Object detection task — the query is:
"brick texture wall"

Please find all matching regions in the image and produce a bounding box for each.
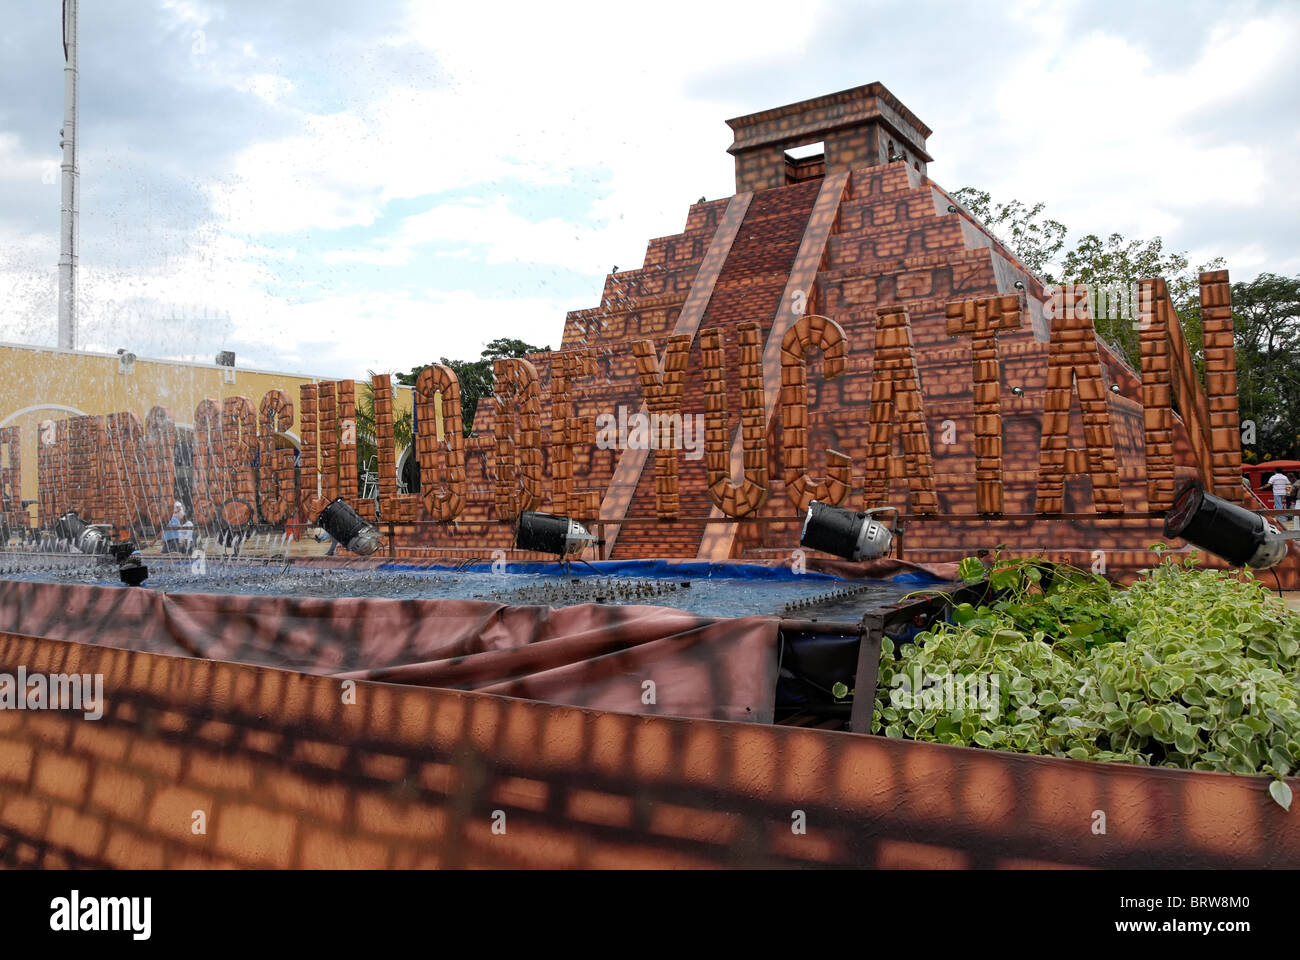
[1,630,1295,869]
[380,153,1277,582]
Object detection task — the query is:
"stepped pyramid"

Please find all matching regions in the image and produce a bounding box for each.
[408,83,1219,575]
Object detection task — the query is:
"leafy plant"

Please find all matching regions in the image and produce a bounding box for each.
[397,337,550,436]
[877,556,1300,810]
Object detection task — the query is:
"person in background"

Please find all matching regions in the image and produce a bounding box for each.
[314,527,339,556]
[1266,469,1291,512]
[180,518,195,555]
[162,501,184,553]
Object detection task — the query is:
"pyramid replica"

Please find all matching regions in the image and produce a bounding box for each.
[369,84,1262,580]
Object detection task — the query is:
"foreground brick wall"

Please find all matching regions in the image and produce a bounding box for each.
[0,631,1295,869]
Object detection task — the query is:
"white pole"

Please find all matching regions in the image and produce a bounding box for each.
[58,0,79,351]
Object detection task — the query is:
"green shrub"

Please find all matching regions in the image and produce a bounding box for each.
[875,555,1299,810]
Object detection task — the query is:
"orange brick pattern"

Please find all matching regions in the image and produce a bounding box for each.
[0,629,1294,870]
[298,381,360,522]
[337,380,359,512]
[702,323,767,517]
[36,419,66,528]
[371,375,417,524]
[101,412,147,534]
[191,399,224,525]
[0,427,20,532]
[66,415,104,524]
[699,171,851,559]
[727,83,931,193]
[16,91,1250,575]
[220,396,258,527]
[374,153,1232,567]
[258,390,296,524]
[782,314,851,511]
[594,192,751,555]
[31,413,174,531]
[141,407,176,530]
[1034,287,1122,514]
[492,358,544,521]
[632,335,691,518]
[318,381,339,507]
[415,366,466,522]
[945,294,1024,513]
[297,384,325,518]
[549,349,597,520]
[1138,279,1179,509]
[1166,282,1217,491]
[610,180,824,557]
[1200,270,1244,503]
[862,306,938,513]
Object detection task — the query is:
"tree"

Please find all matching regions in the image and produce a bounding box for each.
[957,187,1299,460]
[397,337,550,435]
[954,187,1226,370]
[950,188,1067,281]
[1057,232,1223,369]
[1220,273,1300,462]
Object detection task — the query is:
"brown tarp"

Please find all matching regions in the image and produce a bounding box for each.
[0,580,779,722]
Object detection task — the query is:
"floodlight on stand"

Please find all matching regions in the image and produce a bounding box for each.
[516,511,596,559]
[799,501,899,562]
[53,511,108,554]
[110,541,149,586]
[316,497,381,556]
[1163,482,1300,570]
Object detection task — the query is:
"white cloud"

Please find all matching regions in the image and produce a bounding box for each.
[946,6,1299,269]
[239,73,294,104]
[3,0,1298,378]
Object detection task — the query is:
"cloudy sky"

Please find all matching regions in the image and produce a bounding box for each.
[1,0,1296,378]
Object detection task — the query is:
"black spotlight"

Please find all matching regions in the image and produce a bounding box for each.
[1163,482,1297,570]
[515,511,595,558]
[54,511,108,554]
[316,497,381,556]
[108,539,137,564]
[799,501,898,562]
[116,546,149,587]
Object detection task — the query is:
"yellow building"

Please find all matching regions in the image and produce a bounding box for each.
[0,341,413,527]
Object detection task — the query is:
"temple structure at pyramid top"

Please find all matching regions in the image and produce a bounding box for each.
[725,82,933,191]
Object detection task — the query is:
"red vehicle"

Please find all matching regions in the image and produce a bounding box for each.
[1242,459,1300,507]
